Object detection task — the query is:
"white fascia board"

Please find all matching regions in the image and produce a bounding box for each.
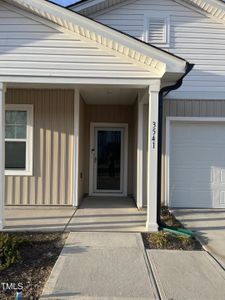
[180,0,225,24]
[0,75,160,86]
[7,0,187,75]
[69,0,105,11]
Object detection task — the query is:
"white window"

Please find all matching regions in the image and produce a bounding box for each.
[5,104,33,176]
[144,14,170,46]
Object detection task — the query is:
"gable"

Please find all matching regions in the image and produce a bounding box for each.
[69,0,225,26]
[0,1,161,81]
[0,0,188,84]
[82,0,225,99]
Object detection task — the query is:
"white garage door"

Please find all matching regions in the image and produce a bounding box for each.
[169,121,225,208]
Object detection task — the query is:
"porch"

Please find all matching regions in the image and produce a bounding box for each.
[4,196,146,232]
[0,84,158,231]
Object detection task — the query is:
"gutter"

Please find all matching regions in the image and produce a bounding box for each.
[157,62,194,228]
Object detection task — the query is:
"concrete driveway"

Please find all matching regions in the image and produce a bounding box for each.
[172,209,225,269]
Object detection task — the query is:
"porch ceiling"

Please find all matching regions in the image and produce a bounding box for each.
[80,86,138,105]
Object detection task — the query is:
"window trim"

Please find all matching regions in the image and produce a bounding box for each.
[143,13,170,47]
[5,104,33,176]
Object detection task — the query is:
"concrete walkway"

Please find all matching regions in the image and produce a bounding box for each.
[67,197,147,232]
[41,232,159,300]
[148,250,225,300]
[173,209,225,269]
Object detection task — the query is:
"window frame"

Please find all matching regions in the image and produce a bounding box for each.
[143,13,170,47]
[5,104,33,176]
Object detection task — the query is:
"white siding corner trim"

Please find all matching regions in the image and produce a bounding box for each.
[165,117,225,208]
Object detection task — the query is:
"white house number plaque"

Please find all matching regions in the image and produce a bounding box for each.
[152,121,157,149]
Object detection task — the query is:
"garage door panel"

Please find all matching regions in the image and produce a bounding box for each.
[172,147,225,165]
[171,167,213,187]
[171,189,212,208]
[169,121,225,208]
[172,123,225,146]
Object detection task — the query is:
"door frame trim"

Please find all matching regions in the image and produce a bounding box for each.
[166,117,225,208]
[89,122,128,197]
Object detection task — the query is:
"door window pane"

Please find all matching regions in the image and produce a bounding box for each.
[97,130,121,190]
[5,142,26,169]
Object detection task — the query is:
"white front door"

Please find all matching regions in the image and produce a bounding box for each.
[89,123,128,196]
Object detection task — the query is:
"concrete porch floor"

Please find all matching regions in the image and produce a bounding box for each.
[3,197,147,232]
[4,206,76,232]
[67,197,147,232]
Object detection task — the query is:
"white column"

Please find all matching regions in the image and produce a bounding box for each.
[146,81,160,232]
[0,83,5,230]
[137,92,144,208]
[73,89,80,207]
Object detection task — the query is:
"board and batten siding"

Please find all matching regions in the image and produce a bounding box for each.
[91,0,225,99]
[0,2,150,79]
[5,89,74,206]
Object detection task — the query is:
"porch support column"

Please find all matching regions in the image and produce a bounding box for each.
[0,83,5,230]
[137,91,145,208]
[73,89,80,207]
[146,81,160,232]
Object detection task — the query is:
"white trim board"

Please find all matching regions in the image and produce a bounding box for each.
[73,89,80,207]
[165,116,225,207]
[89,122,128,196]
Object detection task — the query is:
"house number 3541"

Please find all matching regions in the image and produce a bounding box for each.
[152,121,157,149]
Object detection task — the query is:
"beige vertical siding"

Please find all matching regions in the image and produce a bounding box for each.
[161,99,225,204]
[5,89,74,206]
[83,104,135,195]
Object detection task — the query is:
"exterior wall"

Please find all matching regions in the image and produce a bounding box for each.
[83,104,135,195]
[91,0,225,99]
[0,2,150,80]
[5,89,74,205]
[161,99,225,204]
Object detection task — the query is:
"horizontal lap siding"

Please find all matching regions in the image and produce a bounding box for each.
[0,3,149,79]
[5,89,74,206]
[93,0,225,99]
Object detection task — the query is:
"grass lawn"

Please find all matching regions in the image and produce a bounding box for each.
[0,232,68,300]
[142,206,202,250]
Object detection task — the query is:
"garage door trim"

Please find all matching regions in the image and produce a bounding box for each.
[165,116,225,208]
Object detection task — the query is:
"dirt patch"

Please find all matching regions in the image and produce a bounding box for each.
[142,231,202,250]
[142,206,202,250]
[0,232,68,300]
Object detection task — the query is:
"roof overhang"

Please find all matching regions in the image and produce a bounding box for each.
[68,0,225,24]
[3,0,187,81]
